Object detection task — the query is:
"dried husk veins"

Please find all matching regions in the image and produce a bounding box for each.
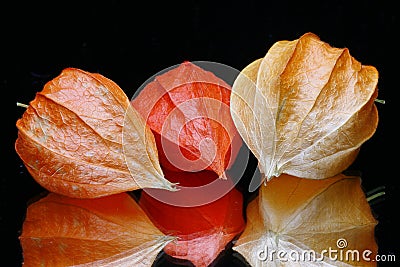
[230,32,379,181]
[131,61,242,178]
[233,174,378,267]
[19,193,174,267]
[15,68,175,198]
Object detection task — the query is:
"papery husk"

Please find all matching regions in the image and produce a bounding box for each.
[230,32,379,182]
[132,61,242,178]
[16,68,175,198]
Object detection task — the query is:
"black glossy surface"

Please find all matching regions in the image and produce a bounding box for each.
[4,1,397,266]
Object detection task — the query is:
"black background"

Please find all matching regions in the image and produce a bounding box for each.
[3,0,398,266]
